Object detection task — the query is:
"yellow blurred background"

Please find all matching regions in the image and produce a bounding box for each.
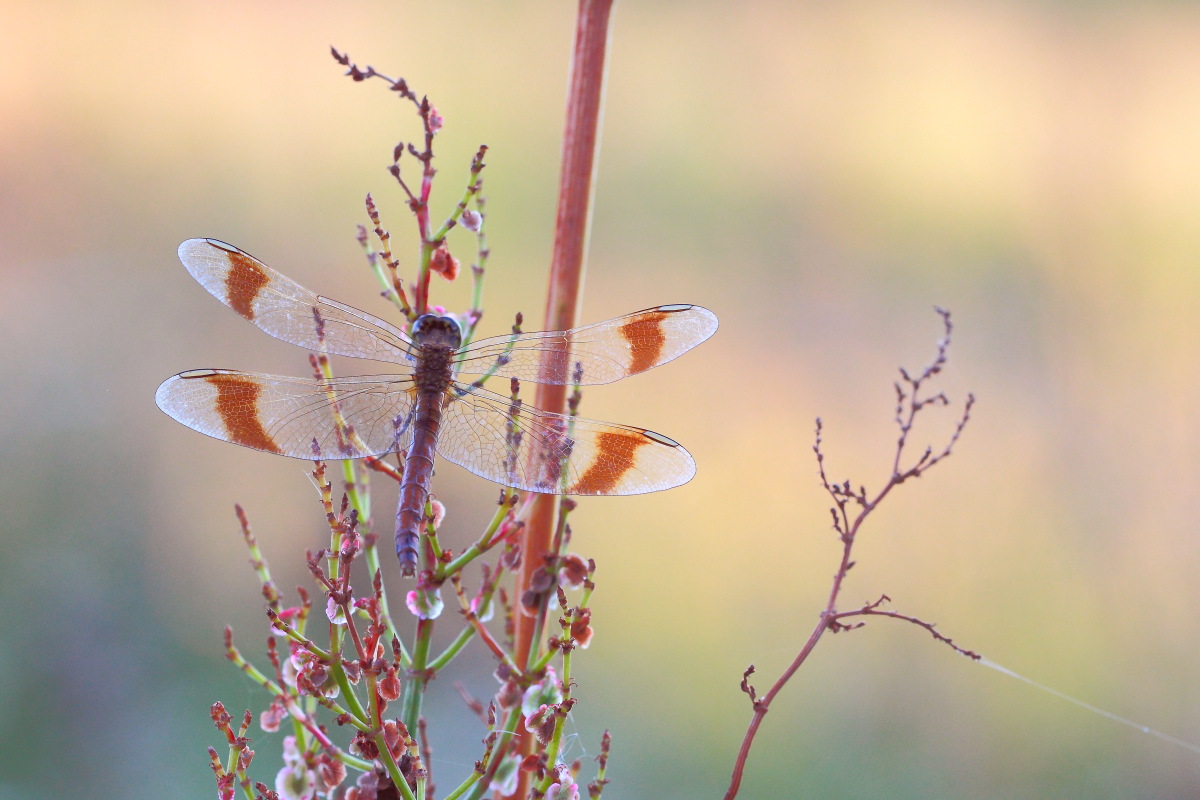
[3,1,1200,797]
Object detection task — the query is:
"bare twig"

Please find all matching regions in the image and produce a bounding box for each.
[724,310,976,799]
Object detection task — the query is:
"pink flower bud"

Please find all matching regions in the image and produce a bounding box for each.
[461,210,482,232]
[470,592,494,622]
[327,597,347,625]
[406,587,444,620]
[271,606,302,635]
[546,782,580,800]
[428,498,446,529]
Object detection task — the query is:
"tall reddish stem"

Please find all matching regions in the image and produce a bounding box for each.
[507,0,613,796]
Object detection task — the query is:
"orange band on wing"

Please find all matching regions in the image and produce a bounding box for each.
[620,311,669,375]
[568,430,649,494]
[206,373,282,453]
[225,250,270,321]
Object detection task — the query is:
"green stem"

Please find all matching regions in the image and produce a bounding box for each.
[426,625,474,673]
[536,637,574,794]
[442,489,515,576]
[328,661,372,730]
[377,739,418,800]
[342,458,371,525]
[268,613,332,662]
[442,768,485,800]
[402,618,435,733]
[428,158,485,245]
[464,707,523,800]
[227,644,285,696]
[428,560,509,672]
[425,496,445,576]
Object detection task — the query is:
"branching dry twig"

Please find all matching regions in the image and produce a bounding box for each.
[724,309,977,800]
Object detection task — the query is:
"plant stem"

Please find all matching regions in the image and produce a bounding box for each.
[510,1,613,794]
[402,618,435,734]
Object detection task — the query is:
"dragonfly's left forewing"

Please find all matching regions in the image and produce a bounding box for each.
[155,370,418,460]
[436,383,696,495]
[178,239,417,365]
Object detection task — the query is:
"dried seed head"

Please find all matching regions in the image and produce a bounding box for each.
[259,698,288,733]
[430,245,460,280]
[317,753,347,790]
[524,703,557,745]
[382,720,405,759]
[379,665,402,702]
[495,677,522,710]
[570,608,594,649]
[558,553,589,590]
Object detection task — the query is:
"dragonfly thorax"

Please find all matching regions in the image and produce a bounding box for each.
[412,313,463,350]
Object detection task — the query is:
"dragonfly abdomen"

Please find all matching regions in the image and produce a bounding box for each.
[394,337,458,577]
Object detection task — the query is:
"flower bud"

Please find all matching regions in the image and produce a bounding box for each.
[521,667,563,715]
[546,782,580,800]
[406,587,444,620]
[428,498,446,529]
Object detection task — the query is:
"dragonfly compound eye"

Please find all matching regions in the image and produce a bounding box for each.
[412,314,463,350]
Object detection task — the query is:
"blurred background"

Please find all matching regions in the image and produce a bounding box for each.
[3,1,1200,797]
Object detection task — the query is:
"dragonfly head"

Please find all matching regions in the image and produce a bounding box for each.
[412,313,463,350]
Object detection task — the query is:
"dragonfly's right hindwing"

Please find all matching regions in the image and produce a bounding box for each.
[435,382,696,495]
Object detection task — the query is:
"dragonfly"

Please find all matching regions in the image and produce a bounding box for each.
[156,239,718,576]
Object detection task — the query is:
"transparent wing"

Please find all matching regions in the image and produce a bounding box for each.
[155,370,417,460]
[454,305,718,385]
[436,382,696,495]
[178,238,416,365]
